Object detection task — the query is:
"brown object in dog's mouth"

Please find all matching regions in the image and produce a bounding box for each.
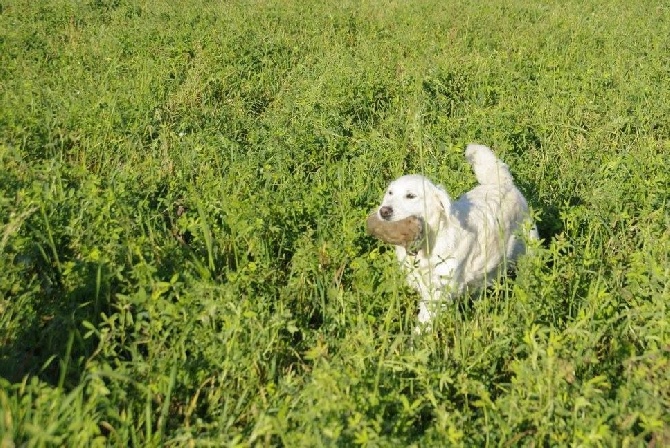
[366,211,424,252]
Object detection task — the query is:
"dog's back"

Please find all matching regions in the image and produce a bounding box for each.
[451,144,537,285]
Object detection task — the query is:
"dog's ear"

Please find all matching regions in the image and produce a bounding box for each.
[424,183,452,230]
[432,184,452,216]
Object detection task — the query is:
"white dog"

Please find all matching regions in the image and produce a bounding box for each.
[376,144,538,331]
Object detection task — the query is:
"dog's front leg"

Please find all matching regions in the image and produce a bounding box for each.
[414,287,446,334]
[417,300,436,327]
[405,271,435,333]
[413,274,459,334]
[414,302,440,334]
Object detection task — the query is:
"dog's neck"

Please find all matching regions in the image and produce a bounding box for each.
[416,212,445,256]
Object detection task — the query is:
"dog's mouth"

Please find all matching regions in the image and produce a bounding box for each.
[379,213,411,223]
[408,217,426,255]
[367,211,426,255]
[378,209,412,222]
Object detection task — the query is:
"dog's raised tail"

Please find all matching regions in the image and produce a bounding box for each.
[464,144,515,186]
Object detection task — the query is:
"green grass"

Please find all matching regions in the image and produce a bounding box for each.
[1,0,669,445]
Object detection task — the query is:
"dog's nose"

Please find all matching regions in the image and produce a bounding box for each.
[379,206,393,220]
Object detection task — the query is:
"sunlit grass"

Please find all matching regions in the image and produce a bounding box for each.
[1,0,669,445]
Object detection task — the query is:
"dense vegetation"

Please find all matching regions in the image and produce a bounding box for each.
[1,0,668,445]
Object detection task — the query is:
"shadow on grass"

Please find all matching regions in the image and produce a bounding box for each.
[0,252,124,386]
[0,238,198,389]
[513,166,584,244]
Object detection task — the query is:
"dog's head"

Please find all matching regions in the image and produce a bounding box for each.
[377,174,451,232]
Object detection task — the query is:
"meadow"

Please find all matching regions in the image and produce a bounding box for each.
[1,0,669,445]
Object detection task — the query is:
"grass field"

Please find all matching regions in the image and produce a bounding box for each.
[1,0,669,445]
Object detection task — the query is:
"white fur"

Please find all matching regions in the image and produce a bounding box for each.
[377,144,538,332]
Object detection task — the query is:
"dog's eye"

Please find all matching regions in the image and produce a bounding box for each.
[405,193,417,199]
[387,190,393,196]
